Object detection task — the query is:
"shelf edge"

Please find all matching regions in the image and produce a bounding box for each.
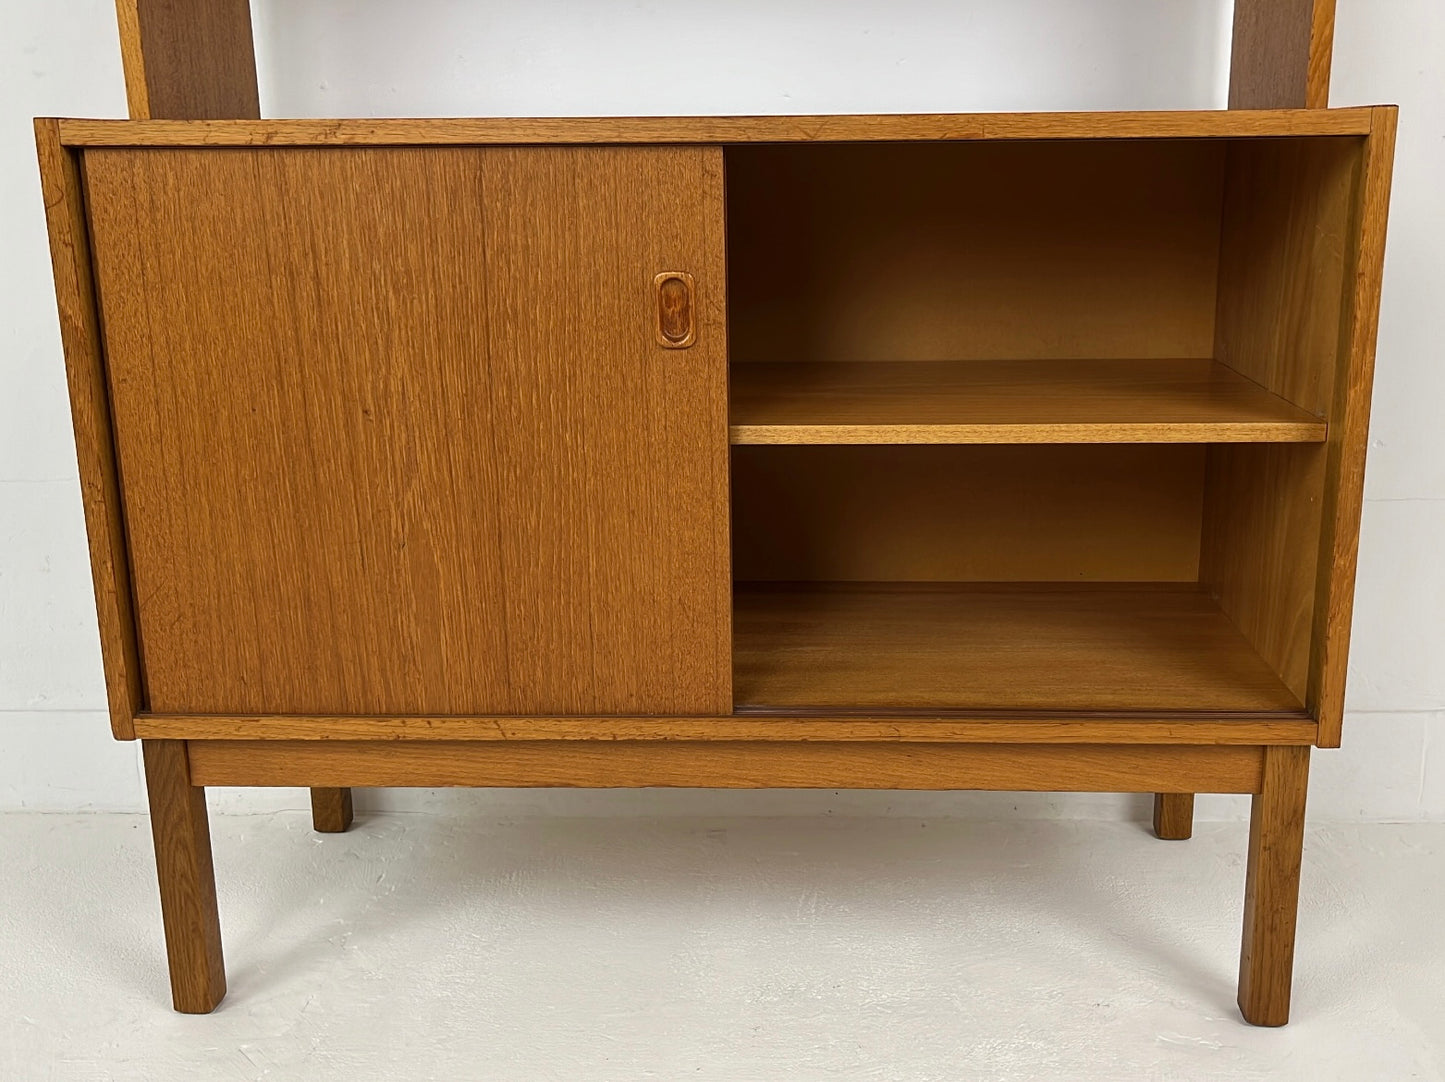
[729,422,1328,445]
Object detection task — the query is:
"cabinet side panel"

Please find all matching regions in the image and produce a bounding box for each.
[479,147,732,714]
[33,125,141,738]
[1200,443,1325,701]
[1203,136,1361,707]
[1309,109,1398,745]
[1213,139,1360,416]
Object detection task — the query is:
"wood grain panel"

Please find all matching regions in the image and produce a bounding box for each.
[186,739,1266,793]
[734,584,1304,715]
[732,444,1205,583]
[1309,109,1399,746]
[54,109,1379,148]
[730,359,1325,445]
[32,122,142,739]
[1229,0,1336,110]
[115,0,260,120]
[134,714,1317,746]
[727,141,1224,363]
[83,146,730,716]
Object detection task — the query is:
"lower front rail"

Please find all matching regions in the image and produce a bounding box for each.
[184,739,1264,792]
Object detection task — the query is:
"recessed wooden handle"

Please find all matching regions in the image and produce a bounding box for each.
[654,271,695,348]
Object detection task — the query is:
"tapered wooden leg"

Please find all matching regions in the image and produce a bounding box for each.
[1152,792,1195,839]
[142,739,226,1014]
[1238,745,1309,1027]
[310,787,354,833]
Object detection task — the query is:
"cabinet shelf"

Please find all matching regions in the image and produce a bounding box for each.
[733,582,1306,716]
[728,359,1326,445]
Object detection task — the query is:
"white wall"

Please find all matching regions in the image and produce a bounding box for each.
[1,1,1439,819]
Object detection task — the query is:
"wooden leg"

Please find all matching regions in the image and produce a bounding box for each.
[1238,745,1310,1027]
[142,739,226,1014]
[310,787,355,833]
[1152,792,1195,839]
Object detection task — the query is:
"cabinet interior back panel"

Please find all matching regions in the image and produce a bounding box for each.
[83,146,732,716]
[726,140,1226,363]
[732,445,1205,583]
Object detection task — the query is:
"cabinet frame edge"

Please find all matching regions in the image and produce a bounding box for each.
[33,124,143,740]
[1309,105,1399,748]
[48,108,1380,149]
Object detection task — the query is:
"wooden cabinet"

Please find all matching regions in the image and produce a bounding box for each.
[36,104,1395,1026]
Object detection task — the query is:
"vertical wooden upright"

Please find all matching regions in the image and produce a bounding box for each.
[114,0,259,119]
[311,787,355,834]
[116,2,251,1009]
[1125,3,1344,1025]
[1164,0,1339,801]
[115,1,357,838]
[1154,0,1339,846]
[1221,1,1334,1025]
[1152,793,1195,840]
[1228,0,1337,110]
[1238,746,1311,1026]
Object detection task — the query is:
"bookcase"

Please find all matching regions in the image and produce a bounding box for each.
[34,0,1394,1027]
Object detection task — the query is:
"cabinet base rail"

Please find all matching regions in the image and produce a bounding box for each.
[144,737,1307,1026]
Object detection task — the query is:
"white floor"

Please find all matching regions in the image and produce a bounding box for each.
[1,810,1442,1081]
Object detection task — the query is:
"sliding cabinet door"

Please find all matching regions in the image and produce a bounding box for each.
[83,145,730,716]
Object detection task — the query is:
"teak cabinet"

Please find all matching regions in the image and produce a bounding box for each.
[36,107,1395,1025]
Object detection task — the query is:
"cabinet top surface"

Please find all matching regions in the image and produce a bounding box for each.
[49,107,1387,147]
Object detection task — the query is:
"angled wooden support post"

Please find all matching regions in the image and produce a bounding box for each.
[1238,745,1310,1026]
[1229,0,1337,109]
[1152,792,1195,840]
[114,4,355,845]
[142,740,226,1013]
[114,0,260,119]
[1158,0,1341,855]
[310,787,356,833]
